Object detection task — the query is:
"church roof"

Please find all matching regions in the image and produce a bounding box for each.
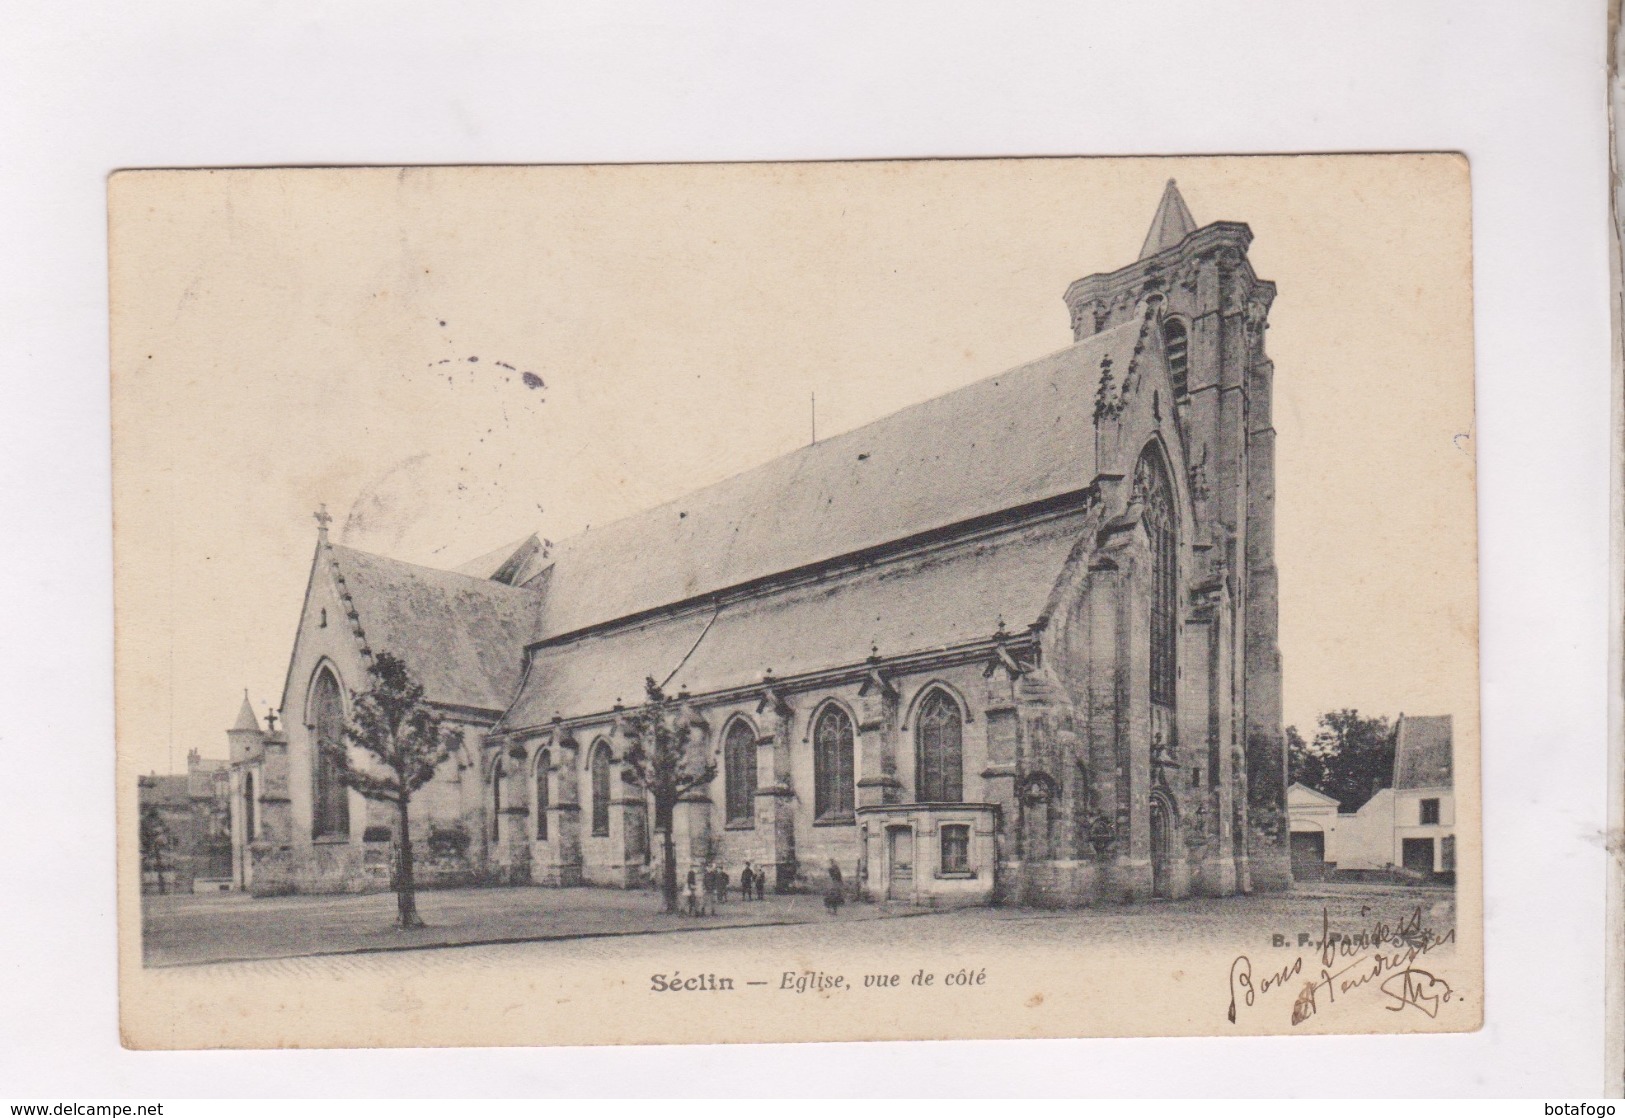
[501,514,1088,730]
[520,312,1148,641]
[453,534,542,585]
[231,690,261,733]
[1393,714,1453,790]
[328,545,545,713]
[1139,180,1197,260]
[454,536,532,579]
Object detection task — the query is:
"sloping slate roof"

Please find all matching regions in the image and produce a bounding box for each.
[521,313,1145,640]
[453,536,532,579]
[330,545,545,713]
[453,534,542,585]
[139,774,191,806]
[1393,714,1453,790]
[503,515,1086,729]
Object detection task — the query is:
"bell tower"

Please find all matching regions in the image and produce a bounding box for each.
[1063,182,1289,890]
[227,689,266,763]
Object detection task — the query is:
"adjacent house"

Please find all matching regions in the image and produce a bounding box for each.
[1287,714,1456,882]
[1388,714,1457,879]
[1286,781,1339,881]
[137,748,233,893]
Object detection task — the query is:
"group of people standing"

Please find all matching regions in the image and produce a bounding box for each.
[677,858,851,917]
[683,860,769,916]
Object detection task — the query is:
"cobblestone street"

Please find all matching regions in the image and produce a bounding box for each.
[144,881,1455,973]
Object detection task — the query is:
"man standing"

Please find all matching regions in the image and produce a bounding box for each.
[824,858,844,916]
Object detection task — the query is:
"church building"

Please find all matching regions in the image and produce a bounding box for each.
[227,182,1291,905]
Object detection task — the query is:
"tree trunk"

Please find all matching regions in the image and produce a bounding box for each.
[659,799,679,914]
[395,797,423,929]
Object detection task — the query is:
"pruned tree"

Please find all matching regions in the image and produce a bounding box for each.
[1287,709,1396,813]
[619,678,717,913]
[139,802,174,895]
[320,652,459,929]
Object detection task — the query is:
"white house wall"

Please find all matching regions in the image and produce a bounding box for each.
[1392,787,1455,873]
[1334,789,1397,872]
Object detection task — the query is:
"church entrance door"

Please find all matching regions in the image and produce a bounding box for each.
[886,825,913,900]
[1149,795,1173,899]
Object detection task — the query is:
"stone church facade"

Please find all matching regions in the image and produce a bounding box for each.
[227,182,1291,904]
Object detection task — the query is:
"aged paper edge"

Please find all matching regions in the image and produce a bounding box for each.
[111,155,1484,1050]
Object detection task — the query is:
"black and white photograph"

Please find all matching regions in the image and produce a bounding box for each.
[111,156,1480,1048]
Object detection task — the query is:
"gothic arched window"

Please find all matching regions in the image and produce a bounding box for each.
[724,719,757,827]
[1136,448,1178,709]
[534,750,550,840]
[1163,318,1190,398]
[590,742,612,837]
[244,771,256,839]
[812,705,855,821]
[916,689,964,803]
[310,668,350,838]
[490,755,504,842]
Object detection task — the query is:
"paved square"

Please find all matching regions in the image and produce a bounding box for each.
[141,884,917,966]
[142,881,1454,970]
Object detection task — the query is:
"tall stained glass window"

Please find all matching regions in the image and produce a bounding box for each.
[813,705,854,821]
[310,668,350,838]
[724,720,757,826]
[590,742,612,837]
[535,750,550,840]
[1136,448,1178,709]
[916,689,964,803]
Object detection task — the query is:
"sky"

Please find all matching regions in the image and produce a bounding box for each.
[110,156,1478,774]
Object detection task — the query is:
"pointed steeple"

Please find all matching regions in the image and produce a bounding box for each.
[1138,180,1196,260]
[232,689,261,733]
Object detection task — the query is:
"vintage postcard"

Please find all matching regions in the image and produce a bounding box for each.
[113,156,1481,1048]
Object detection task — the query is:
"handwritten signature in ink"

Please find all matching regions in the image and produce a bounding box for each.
[1226,905,1456,1026]
[1377,968,1453,1017]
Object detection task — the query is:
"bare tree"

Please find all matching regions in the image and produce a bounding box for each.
[619,678,717,913]
[321,652,458,929]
